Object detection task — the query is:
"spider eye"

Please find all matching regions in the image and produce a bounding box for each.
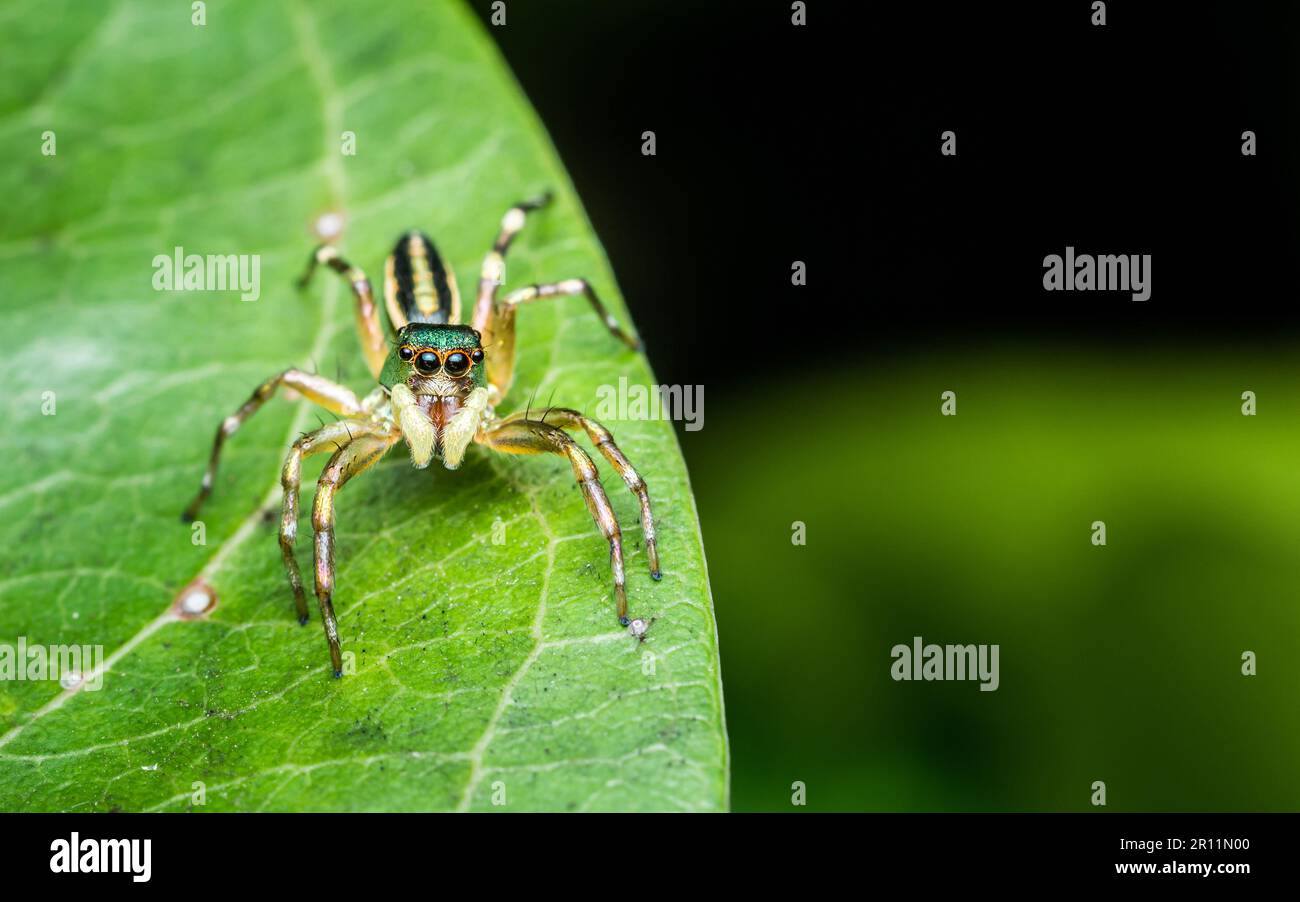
[414,351,441,375]
[444,351,471,376]
[398,346,414,362]
[470,349,484,364]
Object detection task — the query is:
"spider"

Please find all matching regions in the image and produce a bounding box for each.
[181,193,660,677]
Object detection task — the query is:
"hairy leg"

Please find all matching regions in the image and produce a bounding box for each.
[471,194,639,401]
[312,433,396,676]
[297,245,389,378]
[182,370,361,521]
[479,418,632,623]
[484,280,641,402]
[280,419,389,625]
[499,407,659,579]
[472,192,554,332]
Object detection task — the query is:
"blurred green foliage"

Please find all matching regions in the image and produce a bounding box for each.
[695,347,1300,811]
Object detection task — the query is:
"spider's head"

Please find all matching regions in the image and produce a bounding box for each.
[380,323,486,397]
[382,324,489,471]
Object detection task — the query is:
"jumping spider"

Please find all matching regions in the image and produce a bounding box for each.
[182,194,660,676]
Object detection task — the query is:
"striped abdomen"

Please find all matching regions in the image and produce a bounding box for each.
[384,231,460,328]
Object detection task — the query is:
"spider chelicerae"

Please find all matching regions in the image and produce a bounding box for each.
[181,193,660,676]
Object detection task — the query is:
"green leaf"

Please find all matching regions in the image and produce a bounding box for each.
[0,0,726,812]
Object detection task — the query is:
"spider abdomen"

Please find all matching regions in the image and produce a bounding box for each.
[386,230,458,326]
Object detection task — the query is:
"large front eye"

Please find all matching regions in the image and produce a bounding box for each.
[444,351,470,377]
[414,351,441,375]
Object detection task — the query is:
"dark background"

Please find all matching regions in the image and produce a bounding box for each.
[469,0,1300,811]
[471,0,1300,387]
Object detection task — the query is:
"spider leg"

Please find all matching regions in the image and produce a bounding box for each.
[483,280,641,403]
[312,433,396,676]
[472,192,554,328]
[182,370,362,521]
[280,419,388,625]
[471,194,639,402]
[296,245,389,378]
[499,408,660,579]
[478,418,632,624]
